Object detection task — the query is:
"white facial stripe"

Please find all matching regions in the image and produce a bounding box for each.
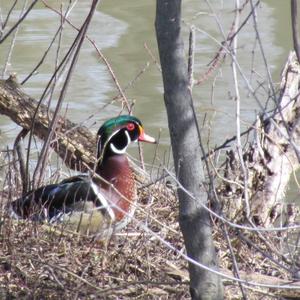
[109,129,131,155]
[110,143,127,154]
[91,182,116,222]
[125,129,131,143]
[98,128,120,156]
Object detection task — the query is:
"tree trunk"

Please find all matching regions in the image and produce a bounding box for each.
[155,1,223,299]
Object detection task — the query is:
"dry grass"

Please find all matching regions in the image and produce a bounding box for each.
[0,173,191,299]
[0,158,298,299]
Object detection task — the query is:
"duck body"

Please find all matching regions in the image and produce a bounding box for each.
[11,175,97,220]
[10,115,155,236]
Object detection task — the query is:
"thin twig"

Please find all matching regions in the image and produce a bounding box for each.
[138,142,145,171]
[237,231,292,273]
[33,0,100,187]
[249,0,276,101]
[21,26,62,85]
[144,42,161,71]
[2,0,28,78]
[13,128,29,194]
[164,168,300,233]
[231,0,250,217]
[0,0,39,44]
[25,3,88,189]
[222,223,248,299]
[187,26,195,89]
[41,0,131,112]
[1,0,18,34]
[194,0,260,85]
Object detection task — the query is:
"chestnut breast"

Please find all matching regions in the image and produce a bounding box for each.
[98,155,136,221]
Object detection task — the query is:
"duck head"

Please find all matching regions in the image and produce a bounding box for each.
[96,115,156,165]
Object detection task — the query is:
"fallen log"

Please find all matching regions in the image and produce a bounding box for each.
[0,75,95,171]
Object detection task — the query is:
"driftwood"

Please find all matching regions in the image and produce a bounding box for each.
[220,52,300,226]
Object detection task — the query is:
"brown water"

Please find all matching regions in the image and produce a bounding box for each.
[0,1,297,197]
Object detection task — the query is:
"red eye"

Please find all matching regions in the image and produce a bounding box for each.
[126,123,135,131]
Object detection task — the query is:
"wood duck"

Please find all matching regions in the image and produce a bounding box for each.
[10,115,156,236]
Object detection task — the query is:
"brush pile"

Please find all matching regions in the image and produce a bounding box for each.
[0,159,299,299]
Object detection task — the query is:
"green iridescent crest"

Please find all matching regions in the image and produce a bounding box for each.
[99,115,141,137]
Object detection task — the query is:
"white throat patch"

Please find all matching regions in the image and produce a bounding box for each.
[110,130,131,154]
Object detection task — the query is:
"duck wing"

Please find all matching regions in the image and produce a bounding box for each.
[11,175,101,220]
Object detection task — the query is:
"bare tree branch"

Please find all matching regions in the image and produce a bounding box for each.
[0,0,38,44]
[33,0,100,188]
